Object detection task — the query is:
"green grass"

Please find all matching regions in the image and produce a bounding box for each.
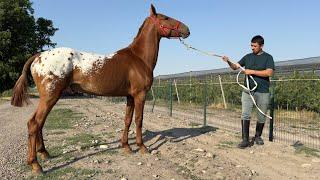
[66,133,102,145]
[189,122,202,127]
[49,131,66,135]
[217,141,237,149]
[294,145,320,157]
[28,167,101,180]
[65,133,105,151]
[94,149,118,156]
[45,109,83,130]
[175,163,201,180]
[101,131,116,138]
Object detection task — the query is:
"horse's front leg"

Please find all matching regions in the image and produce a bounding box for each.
[134,92,149,154]
[121,96,134,154]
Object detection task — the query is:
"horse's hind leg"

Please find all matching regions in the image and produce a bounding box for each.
[36,129,50,160]
[27,95,60,174]
[27,75,67,173]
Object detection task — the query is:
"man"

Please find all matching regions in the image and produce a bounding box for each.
[222,35,275,149]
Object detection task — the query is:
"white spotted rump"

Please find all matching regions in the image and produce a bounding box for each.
[31,47,116,93]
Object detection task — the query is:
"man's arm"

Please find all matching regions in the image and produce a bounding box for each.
[222,56,241,70]
[244,69,274,77]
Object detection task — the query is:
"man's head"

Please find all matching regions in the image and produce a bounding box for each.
[251,35,264,54]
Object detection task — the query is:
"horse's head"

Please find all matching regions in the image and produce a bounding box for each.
[149,4,190,39]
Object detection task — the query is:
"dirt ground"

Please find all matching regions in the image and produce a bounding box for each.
[0,98,319,180]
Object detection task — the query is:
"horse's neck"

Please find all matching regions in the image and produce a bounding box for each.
[129,20,160,71]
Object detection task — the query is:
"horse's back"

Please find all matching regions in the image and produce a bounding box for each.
[30,47,116,95]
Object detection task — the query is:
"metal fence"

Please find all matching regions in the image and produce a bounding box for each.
[144,75,320,149]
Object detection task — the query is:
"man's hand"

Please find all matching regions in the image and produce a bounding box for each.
[222,56,240,70]
[222,56,230,62]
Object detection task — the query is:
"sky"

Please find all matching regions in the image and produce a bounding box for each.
[32,0,320,76]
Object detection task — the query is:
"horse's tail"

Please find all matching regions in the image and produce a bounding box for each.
[11,53,39,107]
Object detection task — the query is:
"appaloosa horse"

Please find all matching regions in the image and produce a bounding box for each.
[11,5,190,174]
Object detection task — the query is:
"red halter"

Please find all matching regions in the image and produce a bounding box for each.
[150,15,181,37]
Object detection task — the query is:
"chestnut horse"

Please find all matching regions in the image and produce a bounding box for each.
[11,5,190,174]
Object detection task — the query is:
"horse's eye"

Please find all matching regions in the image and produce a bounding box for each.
[164,17,169,20]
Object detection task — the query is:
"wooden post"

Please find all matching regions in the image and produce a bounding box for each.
[218,75,227,109]
[173,79,180,104]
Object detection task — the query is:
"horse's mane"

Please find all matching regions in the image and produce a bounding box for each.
[132,18,148,42]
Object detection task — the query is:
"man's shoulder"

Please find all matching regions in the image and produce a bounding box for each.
[242,53,253,59]
[262,52,273,59]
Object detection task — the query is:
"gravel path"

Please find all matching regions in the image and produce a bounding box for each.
[0,99,38,179]
[1,98,319,179]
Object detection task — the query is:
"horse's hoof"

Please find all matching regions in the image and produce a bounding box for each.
[31,163,44,175]
[139,146,149,154]
[123,146,133,154]
[39,151,51,160]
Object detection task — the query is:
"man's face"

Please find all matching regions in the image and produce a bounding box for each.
[251,42,263,54]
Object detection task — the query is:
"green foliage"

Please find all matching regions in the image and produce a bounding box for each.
[151,71,320,112]
[274,71,320,112]
[0,0,58,92]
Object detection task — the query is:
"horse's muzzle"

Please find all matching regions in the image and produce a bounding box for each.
[180,26,190,39]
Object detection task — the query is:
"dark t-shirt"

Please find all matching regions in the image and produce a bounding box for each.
[238,52,275,93]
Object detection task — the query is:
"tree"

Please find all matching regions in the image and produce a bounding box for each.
[0,0,58,92]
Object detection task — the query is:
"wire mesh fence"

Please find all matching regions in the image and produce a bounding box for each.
[94,72,320,149]
[144,74,320,149]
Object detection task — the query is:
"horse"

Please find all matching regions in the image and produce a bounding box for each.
[11,4,190,174]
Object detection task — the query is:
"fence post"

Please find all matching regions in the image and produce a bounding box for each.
[269,78,275,141]
[203,82,207,126]
[168,80,173,117]
[218,75,227,109]
[174,79,180,104]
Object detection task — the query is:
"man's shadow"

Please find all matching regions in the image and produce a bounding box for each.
[44,125,217,173]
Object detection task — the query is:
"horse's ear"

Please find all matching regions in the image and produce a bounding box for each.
[150,4,157,16]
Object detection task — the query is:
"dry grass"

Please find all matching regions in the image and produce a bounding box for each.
[276,109,320,124]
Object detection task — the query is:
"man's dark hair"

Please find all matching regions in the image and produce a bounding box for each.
[251,35,264,45]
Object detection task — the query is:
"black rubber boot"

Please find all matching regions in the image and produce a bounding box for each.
[254,122,265,145]
[238,120,250,149]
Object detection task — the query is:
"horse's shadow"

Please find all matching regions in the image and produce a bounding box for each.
[44,125,217,173]
[101,125,218,152]
[142,125,218,151]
